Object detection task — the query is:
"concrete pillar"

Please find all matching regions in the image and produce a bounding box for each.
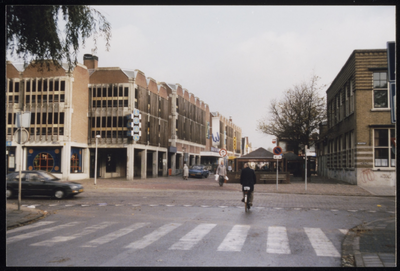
[191,155,195,166]
[179,154,183,172]
[141,149,147,179]
[62,143,70,181]
[84,147,90,178]
[171,153,176,175]
[126,145,134,180]
[152,151,158,177]
[162,152,168,177]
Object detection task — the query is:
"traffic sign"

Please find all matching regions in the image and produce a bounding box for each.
[273,146,283,155]
[219,148,227,157]
[273,155,282,159]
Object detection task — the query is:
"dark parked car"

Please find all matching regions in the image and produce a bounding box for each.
[189,165,210,178]
[6,170,84,199]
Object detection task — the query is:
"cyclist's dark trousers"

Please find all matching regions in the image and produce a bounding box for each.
[243,191,253,204]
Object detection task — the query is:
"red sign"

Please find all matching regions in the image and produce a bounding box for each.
[273,146,282,155]
[219,148,227,157]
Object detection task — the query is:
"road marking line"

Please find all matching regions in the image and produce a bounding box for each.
[7,222,81,244]
[339,229,348,235]
[125,223,182,250]
[217,225,250,251]
[267,226,291,254]
[30,222,116,247]
[304,227,340,257]
[7,221,56,234]
[169,224,217,250]
[81,222,149,248]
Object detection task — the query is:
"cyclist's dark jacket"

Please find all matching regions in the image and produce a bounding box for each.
[240,167,256,192]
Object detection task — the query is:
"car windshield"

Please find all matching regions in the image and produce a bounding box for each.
[190,166,202,170]
[39,171,59,181]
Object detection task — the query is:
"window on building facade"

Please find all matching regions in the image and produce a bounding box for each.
[374,128,395,168]
[373,72,388,108]
[71,151,81,173]
[33,152,54,172]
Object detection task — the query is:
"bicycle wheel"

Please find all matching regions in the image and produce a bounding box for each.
[244,194,248,212]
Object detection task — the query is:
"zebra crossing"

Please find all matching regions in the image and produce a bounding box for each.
[7,220,345,258]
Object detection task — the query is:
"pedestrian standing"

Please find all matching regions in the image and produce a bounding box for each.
[183,162,189,180]
[216,161,227,183]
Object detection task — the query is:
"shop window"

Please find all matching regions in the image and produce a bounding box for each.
[33,152,54,172]
[374,128,395,168]
[71,148,82,173]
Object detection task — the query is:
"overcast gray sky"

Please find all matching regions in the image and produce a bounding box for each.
[12,5,396,151]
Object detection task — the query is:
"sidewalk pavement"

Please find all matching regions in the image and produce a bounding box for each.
[6,174,396,267]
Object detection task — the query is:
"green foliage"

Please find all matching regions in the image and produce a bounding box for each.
[257,75,327,153]
[7,5,111,71]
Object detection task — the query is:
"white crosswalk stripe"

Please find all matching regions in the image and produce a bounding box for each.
[7,222,81,244]
[31,222,117,247]
[304,227,340,257]
[7,221,56,234]
[81,222,149,248]
[169,223,216,250]
[267,226,291,254]
[8,221,344,258]
[125,223,182,250]
[217,225,250,251]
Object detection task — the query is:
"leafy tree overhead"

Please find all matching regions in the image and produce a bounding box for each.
[257,75,326,154]
[7,5,111,71]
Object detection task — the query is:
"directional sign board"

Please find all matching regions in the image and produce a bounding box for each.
[219,148,227,157]
[273,146,283,156]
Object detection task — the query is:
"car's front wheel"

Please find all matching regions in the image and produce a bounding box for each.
[6,188,13,199]
[54,189,65,199]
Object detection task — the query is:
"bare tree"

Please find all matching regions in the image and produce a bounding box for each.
[7,5,111,71]
[257,75,326,154]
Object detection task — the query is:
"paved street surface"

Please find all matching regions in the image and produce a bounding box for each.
[6,175,396,267]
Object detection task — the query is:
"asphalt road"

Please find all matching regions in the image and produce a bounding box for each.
[6,188,394,267]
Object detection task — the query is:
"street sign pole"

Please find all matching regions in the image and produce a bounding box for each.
[273,146,283,191]
[18,113,22,210]
[305,145,307,191]
[276,157,278,190]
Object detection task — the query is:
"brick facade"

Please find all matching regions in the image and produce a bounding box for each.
[320,49,395,187]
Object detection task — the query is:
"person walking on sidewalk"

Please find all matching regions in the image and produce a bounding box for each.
[240,163,256,206]
[183,162,189,180]
[216,161,227,184]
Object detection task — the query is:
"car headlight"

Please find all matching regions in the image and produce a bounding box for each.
[71,185,78,189]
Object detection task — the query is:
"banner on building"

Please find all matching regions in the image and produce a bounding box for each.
[212,117,220,147]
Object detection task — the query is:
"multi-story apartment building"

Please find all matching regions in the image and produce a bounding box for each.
[208,112,242,170]
[319,47,395,187]
[6,54,243,180]
[6,60,90,180]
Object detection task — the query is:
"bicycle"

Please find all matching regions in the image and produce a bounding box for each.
[243,186,251,212]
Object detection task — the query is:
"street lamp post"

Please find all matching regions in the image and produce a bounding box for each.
[94,134,101,185]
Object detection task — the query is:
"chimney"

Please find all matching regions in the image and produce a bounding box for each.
[229,116,232,122]
[83,54,98,69]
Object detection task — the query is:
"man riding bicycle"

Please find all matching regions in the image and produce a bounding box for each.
[240,163,256,207]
